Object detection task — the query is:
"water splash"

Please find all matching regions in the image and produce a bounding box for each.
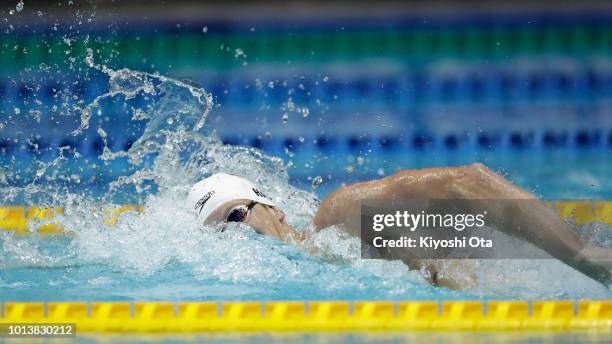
[1,48,320,276]
[73,49,212,137]
[15,1,24,13]
[0,48,610,301]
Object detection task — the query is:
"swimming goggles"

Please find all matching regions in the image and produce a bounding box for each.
[225,201,258,223]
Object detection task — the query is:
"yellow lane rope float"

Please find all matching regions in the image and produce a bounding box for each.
[1,201,611,235]
[0,301,610,332]
[0,204,143,235]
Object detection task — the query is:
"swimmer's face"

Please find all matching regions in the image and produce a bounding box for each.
[206,199,302,242]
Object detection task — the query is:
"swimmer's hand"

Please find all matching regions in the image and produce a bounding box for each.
[420,259,478,290]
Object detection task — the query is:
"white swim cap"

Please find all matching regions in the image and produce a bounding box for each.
[186,173,276,223]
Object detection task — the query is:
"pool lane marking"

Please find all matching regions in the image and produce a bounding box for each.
[0,301,610,332]
[1,201,612,235]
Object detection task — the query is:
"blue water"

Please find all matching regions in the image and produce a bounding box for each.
[1,52,611,304]
[1,149,611,302]
[291,148,612,199]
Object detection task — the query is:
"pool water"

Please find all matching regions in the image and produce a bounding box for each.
[1,59,611,303]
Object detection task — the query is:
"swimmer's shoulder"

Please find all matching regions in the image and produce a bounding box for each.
[312,174,400,232]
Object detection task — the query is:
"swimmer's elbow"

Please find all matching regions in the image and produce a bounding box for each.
[312,194,337,230]
[313,185,356,230]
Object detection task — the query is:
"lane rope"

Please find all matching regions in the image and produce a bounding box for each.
[1,201,611,235]
[0,301,610,332]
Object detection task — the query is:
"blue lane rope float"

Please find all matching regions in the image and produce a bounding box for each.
[1,127,611,165]
[3,67,612,156]
[3,68,612,109]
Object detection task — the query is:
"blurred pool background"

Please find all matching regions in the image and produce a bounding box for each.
[1,0,611,201]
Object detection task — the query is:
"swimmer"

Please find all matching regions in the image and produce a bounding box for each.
[186,164,612,289]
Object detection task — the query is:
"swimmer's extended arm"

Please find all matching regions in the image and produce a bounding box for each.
[313,163,611,287]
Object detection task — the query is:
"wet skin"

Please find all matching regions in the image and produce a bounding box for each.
[206,199,304,242]
[204,163,612,289]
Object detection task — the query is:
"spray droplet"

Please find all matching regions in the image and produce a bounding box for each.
[311,176,323,191]
[284,147,294,158]
[145,141,156,151]
[131,108,149,120]
[15,1,24,13]
[97,128,107,138]
[281,113,289,124]
[202,26,208,33]
[166,117,174,125]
